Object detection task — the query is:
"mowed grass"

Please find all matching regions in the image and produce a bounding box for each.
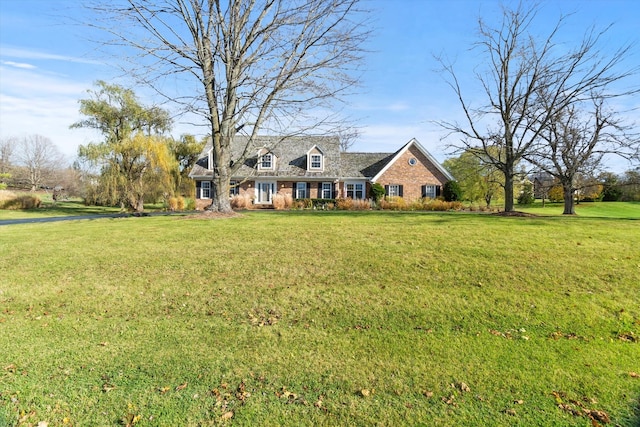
[519,201,640,218]
[0,211,639,426]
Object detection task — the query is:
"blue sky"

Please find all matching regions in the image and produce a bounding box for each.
[1,0,638,171]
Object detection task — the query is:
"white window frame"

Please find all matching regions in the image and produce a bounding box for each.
[424,185,436,199]
[345,181,365,199]
[296,182,308,199]
[321,182,333,199]
[201,181,211,199]
[387,184,400,197]
[310,154,323,170]
[259,153,273,170]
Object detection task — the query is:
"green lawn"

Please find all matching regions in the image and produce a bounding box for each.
[518,201,640,218]
[1,211,639,426]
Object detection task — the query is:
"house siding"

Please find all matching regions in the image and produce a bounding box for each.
[375,145,448,200]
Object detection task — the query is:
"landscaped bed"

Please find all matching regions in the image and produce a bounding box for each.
[1,210,639,425]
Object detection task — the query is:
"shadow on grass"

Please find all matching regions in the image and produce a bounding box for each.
[631,396,640,427]
[34,200,167,216]
[36,200,122,216]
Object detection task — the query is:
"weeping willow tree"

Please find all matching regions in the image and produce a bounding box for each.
[73,81,179,211]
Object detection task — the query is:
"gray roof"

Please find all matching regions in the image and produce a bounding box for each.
[340,152,395,178]
[190,136,449,181]
[190,135,342,179]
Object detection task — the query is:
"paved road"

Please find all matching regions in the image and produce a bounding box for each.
[0,211,197,226]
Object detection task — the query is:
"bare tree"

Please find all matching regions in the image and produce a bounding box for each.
[87,0,369,212]
[526,98,639,214]
[0,137,15,175]
[14,135,66,191]
[437,3,638,212]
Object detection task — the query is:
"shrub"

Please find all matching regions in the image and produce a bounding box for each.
[548,185,564,202]
[0,190,17,204]
[184,198,195,211]
[601,185,622,201]
[379,196,407,211]
[517,181,535,205]
[443,180,462,202]
[272,193,286,210]
[414,198,462,211]
[168,197,179,211]
[0,193,42,210]
[230,194,251,209]
[336,198,353,210]
[283,193,293,209]
[369,183,385,203]
[352,199,372,210]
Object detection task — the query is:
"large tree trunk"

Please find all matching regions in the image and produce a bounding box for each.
[562,181,576,215]
[206,138,234,214]
[503,160,515,212]
[207,176,233,213]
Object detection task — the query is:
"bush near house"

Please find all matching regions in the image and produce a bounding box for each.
[443,180,462,202]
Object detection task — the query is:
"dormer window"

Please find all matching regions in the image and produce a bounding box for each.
[257,149,275,171]
[310,154,322,169]
[307,145,324,171]
[261,153,273,169]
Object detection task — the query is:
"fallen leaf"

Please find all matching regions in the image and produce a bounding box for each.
[630,372,639,378]
[423,390,434,398]
[558,403,582,417]
[18,411,35,423]
[360,389,370,397]
[503,408,516,416]
[37,421,49,427]
[585,409,610,424]
[221,411,233,420]
[158,386,170,394]
[514,399,524,405]
[175,382,187,391]
[99,342,108,347]
[458,382,471,392]
[442,394,456,406]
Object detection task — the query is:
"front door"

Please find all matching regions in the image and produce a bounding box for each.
[256,182,275,204]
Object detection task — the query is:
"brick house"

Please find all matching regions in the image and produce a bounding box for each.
[189,136,453,207]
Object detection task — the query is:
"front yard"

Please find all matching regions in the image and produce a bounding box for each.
[1,211,639,425]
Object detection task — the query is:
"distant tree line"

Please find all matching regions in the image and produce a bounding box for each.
[443,150,640,205]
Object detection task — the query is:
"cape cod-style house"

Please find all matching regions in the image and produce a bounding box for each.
[189,136,454,207]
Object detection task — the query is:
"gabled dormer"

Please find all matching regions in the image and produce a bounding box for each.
[257,148,276,171]
[307,145,324,172]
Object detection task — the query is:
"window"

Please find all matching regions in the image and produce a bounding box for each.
[296,182,308,199]
[260,153,273,169]
[321,182,333,199]
[201,181,211,199]
[346,182,365,199]
[408,157,417,166]
[310,154,322,170]
[423,185,436,199]
[229,180,239,197]
[387,185,400,197]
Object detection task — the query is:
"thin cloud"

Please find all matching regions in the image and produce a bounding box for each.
[1,45,104,65]
[2,60,36,69]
